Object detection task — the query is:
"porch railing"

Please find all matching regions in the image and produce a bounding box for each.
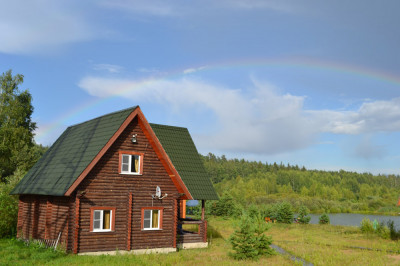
[178,218,207,243]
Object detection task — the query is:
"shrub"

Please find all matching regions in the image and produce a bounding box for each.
[319,213,330,225]
[0,169,25,238]
[297,205,311,224]
[229,214,274,260]
[376,222,390,239]
[229,215,258,260]
[210,192,242,217]
[387,220,400,240]
[261,204,279,221]
[247,204,260,219]
[360,218,374,234]
[276,202,294,224]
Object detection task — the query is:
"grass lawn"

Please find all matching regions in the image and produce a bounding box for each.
[2,217,400,265]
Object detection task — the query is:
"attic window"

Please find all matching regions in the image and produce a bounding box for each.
[119,151,144,175]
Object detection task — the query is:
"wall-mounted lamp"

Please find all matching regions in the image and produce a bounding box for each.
[131,134,137,143]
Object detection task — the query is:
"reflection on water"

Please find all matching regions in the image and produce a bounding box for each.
[307,213,400,229]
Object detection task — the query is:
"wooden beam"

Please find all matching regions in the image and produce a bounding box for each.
[73,196,80,254]
[32,199,39,239]
[16,197,24,238]
[173,199,177,248]
[127,192,133,251]
[201,200,205,221]
[203,220,207,243]
[45,198,52,239]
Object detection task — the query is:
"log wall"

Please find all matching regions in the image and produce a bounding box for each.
[17,194,72,249]
[75,117,180,253]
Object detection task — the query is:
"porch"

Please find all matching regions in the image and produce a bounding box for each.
[177,199,208,249]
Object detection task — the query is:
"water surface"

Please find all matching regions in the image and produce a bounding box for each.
[307,213,400,229]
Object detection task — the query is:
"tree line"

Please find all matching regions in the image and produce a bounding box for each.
[201,153,400,214]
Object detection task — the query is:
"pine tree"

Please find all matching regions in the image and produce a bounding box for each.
[229,214,274,260]
[297,205,311,224]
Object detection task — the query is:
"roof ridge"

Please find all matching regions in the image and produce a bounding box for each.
[149,123,188,130]
[68,106,138,128]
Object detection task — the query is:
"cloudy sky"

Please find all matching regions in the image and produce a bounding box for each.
[1,0,400,174]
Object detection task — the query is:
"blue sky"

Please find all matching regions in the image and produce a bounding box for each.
[1,0,400,175]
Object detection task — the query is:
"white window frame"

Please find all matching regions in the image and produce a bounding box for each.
[143,209,161,230]
[120,154,141,175]
[92,209,113,232]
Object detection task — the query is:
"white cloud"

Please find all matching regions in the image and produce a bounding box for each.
[79,76,316,154]
[223,0,301,13]
[98,0,178,17]
[0,1,94,54]
[311,98,400,134]
[183,66,208,74]
[93,64,124,73]
[78,75,400,155]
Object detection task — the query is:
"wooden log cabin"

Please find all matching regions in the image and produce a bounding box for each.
[11,106,218,254]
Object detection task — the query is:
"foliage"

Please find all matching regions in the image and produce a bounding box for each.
[229,214,273,260]
[275,202,294,224]
[252,215,274,257]
[375,222,390,239]
[209,192,242,217]
[360,218,374,233]
[0,169,26,238]
[259,202,295,224]
[360,218,390,239]
[202,153,400,214]
[0,70,39,181]
[386,220,400,240]
[319,213,330,224]
[297,205,311,224]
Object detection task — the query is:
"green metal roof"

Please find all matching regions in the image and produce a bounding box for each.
[150,123,219,200]
[11,107,136,196]
[11,106,218,200]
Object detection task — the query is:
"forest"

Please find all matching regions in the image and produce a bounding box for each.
[202,153,400,214]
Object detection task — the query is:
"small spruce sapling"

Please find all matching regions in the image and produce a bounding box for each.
[253,214,274,257]
[319,213,330,225]
[229,215,258,260]
[229,214,274,260]
[297,205,311,224]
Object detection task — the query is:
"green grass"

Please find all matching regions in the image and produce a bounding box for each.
[3,218,400,265]
[0,219,287,265]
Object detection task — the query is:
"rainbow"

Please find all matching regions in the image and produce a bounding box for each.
[35,57,400,143]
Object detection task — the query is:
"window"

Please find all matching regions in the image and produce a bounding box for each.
[141,207,163,230]
[119,151,143,175]
[90,207,115,232]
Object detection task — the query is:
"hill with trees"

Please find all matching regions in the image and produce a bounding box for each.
[202,153,400,214]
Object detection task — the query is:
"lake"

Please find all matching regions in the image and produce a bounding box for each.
[306,213,400,229]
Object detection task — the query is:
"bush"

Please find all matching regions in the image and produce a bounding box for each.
[297,205,311,224]
[319,213,330,224]
[0,169,25,238]
[387,220,400,240]
[247,204,260,219]
[360,218,374,234]
[276,202,294,224]
[376,222,390,239]
[229,214,274,260]
[210,192,242,217]
[261,204,279,221]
